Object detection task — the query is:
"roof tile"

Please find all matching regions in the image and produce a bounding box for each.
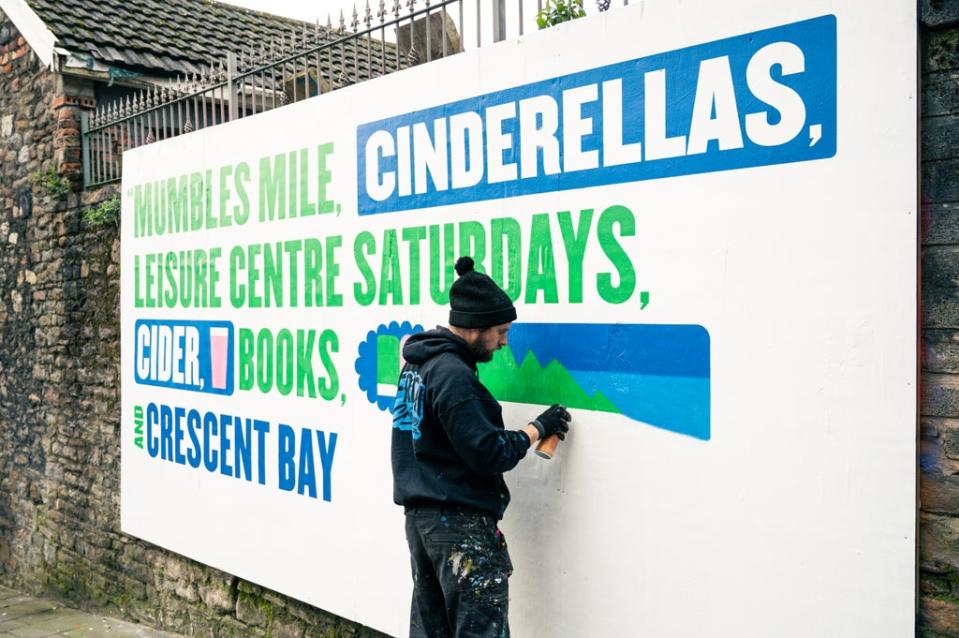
[26,0,397,81]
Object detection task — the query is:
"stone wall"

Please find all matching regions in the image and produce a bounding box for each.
[920,2,959,636]
[0,12,385,638]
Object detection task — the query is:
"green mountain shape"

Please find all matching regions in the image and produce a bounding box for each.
[478,346,621,414]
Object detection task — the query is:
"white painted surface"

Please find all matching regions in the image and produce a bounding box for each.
[121,1,917,636]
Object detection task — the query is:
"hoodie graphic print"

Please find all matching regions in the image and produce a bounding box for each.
[390,328,530,520]
[393,369,425,439]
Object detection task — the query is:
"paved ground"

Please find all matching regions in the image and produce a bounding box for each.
[0,585,183,637]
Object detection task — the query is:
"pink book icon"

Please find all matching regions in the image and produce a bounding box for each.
[209,327,229,390]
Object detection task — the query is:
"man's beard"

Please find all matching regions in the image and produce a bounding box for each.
[469,340,495,363]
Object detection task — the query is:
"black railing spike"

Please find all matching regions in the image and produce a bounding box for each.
[393,0,402,19]
[378,0,387,23]
[366,0,373,28]
[340,9,346,32]
[352,4,359,31]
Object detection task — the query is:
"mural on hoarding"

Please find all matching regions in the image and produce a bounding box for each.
[120,2,917,636]
[357,321,711,439]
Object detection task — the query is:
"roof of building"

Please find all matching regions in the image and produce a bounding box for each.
[22,0,391,78]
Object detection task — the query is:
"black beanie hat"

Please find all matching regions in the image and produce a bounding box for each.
[449,256,517,329]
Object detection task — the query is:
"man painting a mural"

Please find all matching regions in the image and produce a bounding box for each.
[391,256,572,637]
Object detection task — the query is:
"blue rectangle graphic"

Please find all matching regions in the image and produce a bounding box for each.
[503,323,711,440]
[357,15,836,215]
[134,319,235,396]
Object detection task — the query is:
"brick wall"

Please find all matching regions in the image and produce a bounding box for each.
[920,2,959,636]
[0,12,386,638]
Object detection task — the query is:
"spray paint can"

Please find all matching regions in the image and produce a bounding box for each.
[534,434,560,460]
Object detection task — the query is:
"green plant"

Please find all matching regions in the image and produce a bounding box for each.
[31,167,71,197]
[83,195,120,229]
[536,0,586,29]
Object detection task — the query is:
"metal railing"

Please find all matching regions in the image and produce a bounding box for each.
[80,0,630,188]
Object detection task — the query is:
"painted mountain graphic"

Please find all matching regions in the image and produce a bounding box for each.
[478,347,621,414]
[356,322,710,440]
[494,323,711,440]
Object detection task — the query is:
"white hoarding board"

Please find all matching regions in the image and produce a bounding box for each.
[121,0,917,635]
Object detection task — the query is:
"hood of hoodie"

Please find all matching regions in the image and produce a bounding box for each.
[402,327,476,369]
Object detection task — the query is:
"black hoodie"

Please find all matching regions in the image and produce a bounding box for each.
[391,327,531,520]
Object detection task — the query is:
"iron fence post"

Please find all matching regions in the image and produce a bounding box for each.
[227,52,239,121]
[492,0,506,42]
[80,111,91,189]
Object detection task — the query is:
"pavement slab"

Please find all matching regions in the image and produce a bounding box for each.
[0,585,183,637]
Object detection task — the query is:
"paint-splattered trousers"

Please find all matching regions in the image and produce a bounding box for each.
[405,507,513,638]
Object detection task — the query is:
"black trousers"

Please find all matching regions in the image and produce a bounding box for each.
[405,508,513,638]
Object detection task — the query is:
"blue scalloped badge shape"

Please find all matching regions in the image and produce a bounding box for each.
[355,321,425,411]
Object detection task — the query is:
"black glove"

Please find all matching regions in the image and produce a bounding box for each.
[531,404,571,440]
